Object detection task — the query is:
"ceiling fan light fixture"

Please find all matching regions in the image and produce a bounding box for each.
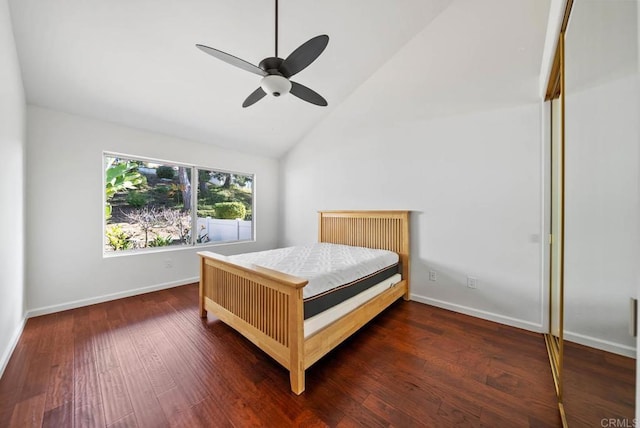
[260,74,291,97]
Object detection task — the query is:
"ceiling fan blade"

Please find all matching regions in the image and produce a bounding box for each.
[279,35,329,78]
[290,81,327,106]
[242,87,267,108]
[196,44,266,77]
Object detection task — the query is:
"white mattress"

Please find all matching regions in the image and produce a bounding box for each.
[227,243,399,299]
[303,273,402,338]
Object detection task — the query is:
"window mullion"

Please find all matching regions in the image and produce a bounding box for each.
[191,166,198,246]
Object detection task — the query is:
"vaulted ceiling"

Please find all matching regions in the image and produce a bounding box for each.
[8,0,550,158]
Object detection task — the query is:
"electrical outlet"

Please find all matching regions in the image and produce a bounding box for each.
[164,259,173,269]
[467,276,477,289]
[429,270,437,281]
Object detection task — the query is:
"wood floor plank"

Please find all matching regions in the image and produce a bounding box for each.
[144,328,209,406]
[190,396,233,428]
[291,409,330,427]
[44,311,75,413]
[336,414,366,428]
[107,412,138,428]
[19,353,53,402]
[0,282,632,427]
[128,331,177,396]
[111,323,170,428]
[97,366,134,426]
[9,393,46,428]
[43,360,74,415]
[362,393,426,427]
[436,399,482,428]
[75,402,106,428]
[73,326,96,369]
[42,401,73,428]
[73,366,105,427]
[156,386,203,428]
[34,314,58,356]
[0,341,30,425]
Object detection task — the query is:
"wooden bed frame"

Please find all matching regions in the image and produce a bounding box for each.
[198,210,410,394]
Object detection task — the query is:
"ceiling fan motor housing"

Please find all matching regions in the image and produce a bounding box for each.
[258,57,284,73]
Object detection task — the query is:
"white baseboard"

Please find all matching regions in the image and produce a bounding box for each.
[564,330,636,358]
[0,316,27,379]
[410,293,544,333]
[410,294,637,358]
[26,277,199,318]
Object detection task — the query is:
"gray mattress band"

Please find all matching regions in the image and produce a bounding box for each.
[303,263,401,320]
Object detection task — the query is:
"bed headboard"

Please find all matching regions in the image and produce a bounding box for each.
[318,210,410,295]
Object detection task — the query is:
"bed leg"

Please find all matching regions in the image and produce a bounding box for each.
[403,281,411,301]
[290,368,305,395]
[199,283,206,318]
[289,288,305,394]
[199,257,207,318]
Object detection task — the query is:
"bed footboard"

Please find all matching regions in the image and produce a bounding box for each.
[198,251,309,394]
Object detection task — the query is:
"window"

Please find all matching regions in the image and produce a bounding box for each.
[104,153,254,253]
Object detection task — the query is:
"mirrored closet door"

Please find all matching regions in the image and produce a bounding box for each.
[545,85,564,411]
[545,0,639,426]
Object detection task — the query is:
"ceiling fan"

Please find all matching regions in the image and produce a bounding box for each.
[196,0,329,108]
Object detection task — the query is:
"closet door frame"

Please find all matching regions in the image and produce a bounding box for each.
[543,1,573,427]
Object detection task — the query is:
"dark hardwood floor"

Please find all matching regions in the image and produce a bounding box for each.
[563,340,635,427]
[0,283,626,427]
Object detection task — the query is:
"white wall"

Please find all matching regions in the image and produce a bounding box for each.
[26,106,279,315]
[0,0,26,376]
[281,102,544,330]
